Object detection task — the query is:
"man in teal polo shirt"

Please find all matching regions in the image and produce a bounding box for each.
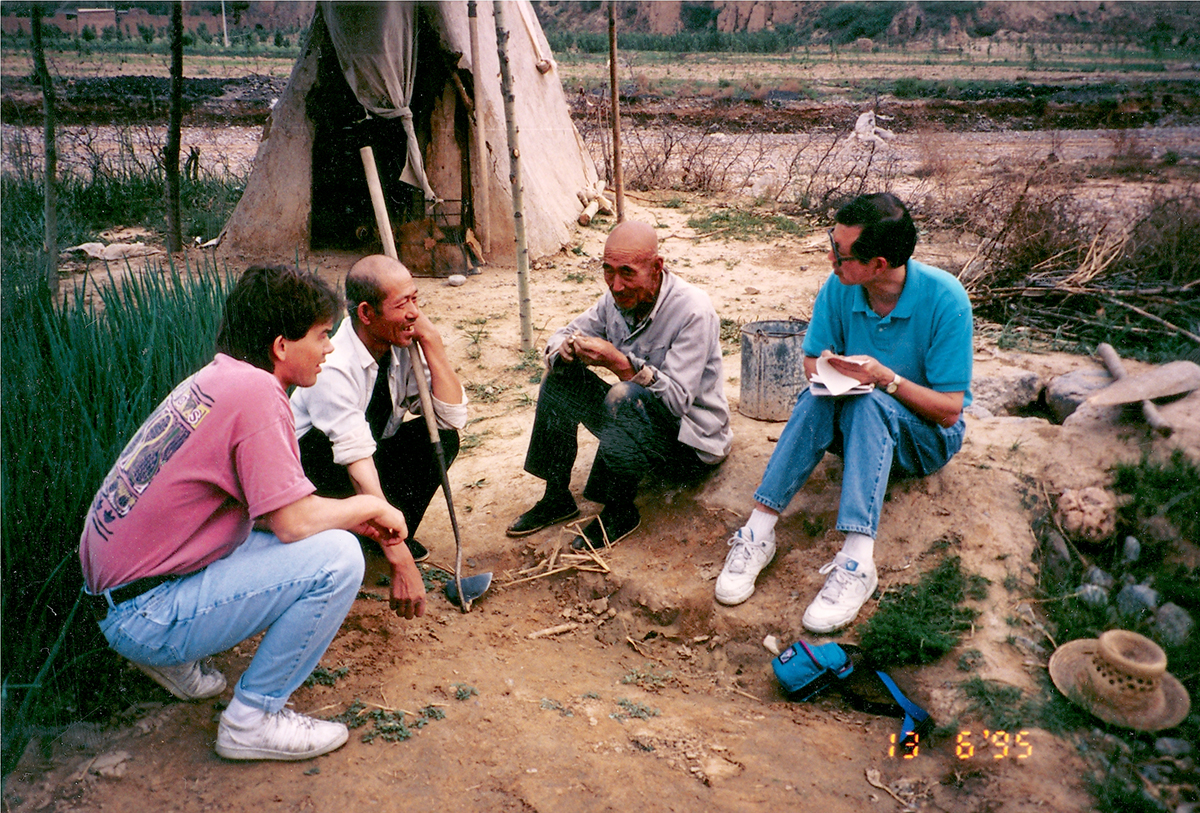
[715,192,973,633]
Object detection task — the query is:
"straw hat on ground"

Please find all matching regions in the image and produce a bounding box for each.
[1048,629,1190,732]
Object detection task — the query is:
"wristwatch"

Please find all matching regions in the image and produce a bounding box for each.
[885,372,903,394]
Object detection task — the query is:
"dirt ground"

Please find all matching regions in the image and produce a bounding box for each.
[6,173,1200,811]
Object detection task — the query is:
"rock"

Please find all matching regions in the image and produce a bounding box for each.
[970,368,1042,415]
[964,403,995,420]
[1155,737,1193,757]
[1085,567,1115,589]
[1075,583,1109,607]
[1046,367,1113,422]
[446,274,467,287]
[589,597,609,615]
[1155,603,1194,647]
[1122,536,1142,564]
[1011,634,1047,657]
[1055,487,1118,544]
[1116,584,1159,618]
[1041,530,1075,584]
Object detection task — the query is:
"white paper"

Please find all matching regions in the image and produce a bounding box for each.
[814,355,872,396]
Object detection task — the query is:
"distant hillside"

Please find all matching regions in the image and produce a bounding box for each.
[533,1,1199,51]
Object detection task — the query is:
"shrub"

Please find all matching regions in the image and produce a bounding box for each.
[858,553,979,665]
[1,257,236,776]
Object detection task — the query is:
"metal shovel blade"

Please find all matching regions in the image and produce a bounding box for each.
[444,572,493,608]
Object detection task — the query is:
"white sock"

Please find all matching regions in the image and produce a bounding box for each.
[840,532,876,566]
[223,696,266,726]
[746,509,778,542]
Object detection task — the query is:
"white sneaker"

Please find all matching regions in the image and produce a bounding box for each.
[133,659,226,700]
[802,553,878,633]
[714,527,776,606]
[216,707,349,761]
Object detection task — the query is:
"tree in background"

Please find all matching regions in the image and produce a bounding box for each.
[165,2,183,252]
[31,3,57,293]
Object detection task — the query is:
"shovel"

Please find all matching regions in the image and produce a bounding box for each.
[360,146,492,611]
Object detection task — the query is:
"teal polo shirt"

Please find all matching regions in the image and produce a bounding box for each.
[802,259,973,406]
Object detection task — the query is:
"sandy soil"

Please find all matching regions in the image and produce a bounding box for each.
[7,182,1200,812]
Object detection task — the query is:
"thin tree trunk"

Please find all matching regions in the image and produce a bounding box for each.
[608,1,624,222]
[165,3,184,253]
[494,1,532,352]
[32,5,57,294]
[468,0,490,257]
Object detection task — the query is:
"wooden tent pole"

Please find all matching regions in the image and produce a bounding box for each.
[494,1,533,351]
[468,0,491,257]
[608,1,624,222]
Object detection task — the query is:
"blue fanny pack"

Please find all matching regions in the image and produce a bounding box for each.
[772,641,933,742]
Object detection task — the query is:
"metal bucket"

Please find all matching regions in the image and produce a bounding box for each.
[739,320,809,421]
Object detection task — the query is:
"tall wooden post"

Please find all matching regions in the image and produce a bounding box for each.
[165,3,184,253]
[494,1,532,352]
[32,4,57,294]
[468,0,491,257]
[608,1,624,222]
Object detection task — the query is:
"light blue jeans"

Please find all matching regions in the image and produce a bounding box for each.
[97,529,364,713]
[753,389,965,538]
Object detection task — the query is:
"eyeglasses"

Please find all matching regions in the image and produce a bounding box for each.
[827,228,865,267]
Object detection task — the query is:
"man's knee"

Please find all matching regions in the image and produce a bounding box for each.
[604,381,651,417]
[839,390,895,429]
[307,529,366,588]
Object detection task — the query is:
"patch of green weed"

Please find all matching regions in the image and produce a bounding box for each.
[621,663,673,691]
[304,666,349,687]
[1112,449,1200,543]
[611,699,659,721]
[858,553,979,666]
[961,677,1025,731]
[453,683,478,701]
[686,208,806,241]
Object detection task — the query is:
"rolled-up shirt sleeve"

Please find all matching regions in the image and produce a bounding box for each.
[299,362,378,466]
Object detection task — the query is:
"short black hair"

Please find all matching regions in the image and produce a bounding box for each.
[345,271,385,324]
[215,266,341,372]
[835,193,918,268]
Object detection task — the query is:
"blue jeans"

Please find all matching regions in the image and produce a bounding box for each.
[753,389,965,538]
[97,529,364,713]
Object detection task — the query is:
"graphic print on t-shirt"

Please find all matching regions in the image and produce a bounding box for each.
[89,376,214,539]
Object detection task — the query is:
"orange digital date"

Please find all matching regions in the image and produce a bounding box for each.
[887,730,1034,759]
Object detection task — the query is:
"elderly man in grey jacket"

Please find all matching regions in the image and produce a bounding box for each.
[507,220,732,550]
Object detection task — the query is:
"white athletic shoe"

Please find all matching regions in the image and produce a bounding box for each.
[216,708,349,761]
[802,553,878,633]
[714,527,776,606]
[133,659,226,700]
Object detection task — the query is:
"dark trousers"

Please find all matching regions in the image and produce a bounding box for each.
[299,419,459,540]
[523,362,709,508]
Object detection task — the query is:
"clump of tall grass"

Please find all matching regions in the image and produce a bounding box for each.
[1,254,235,776]
[1,130,245,252]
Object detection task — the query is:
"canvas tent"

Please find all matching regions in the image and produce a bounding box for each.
[220,1,598,270]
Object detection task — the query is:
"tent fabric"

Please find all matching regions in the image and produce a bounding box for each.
[322,1,436,201]
[220,0,599,262]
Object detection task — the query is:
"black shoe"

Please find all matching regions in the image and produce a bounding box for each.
[506,495,580,537]
[406,538,429,562]
[571,505,641,551]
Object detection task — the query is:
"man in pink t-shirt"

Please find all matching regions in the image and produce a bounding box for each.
[80,266,425,762]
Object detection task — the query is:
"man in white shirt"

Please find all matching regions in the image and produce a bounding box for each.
[292,255,467,563]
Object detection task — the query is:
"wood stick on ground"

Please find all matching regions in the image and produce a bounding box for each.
[1100,296,1200,346]
[503,564,606,588]
[626,636,663,661]
[528,622,580,639]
